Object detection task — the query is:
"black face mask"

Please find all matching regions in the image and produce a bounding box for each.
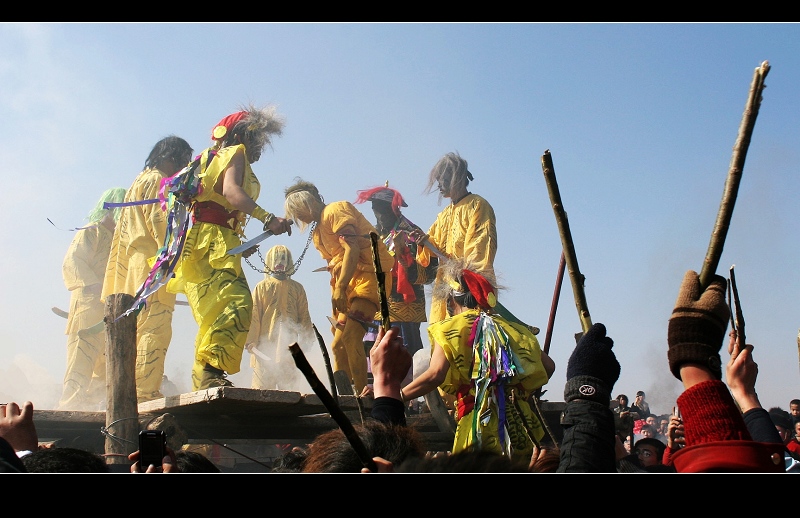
[372,205,397,232]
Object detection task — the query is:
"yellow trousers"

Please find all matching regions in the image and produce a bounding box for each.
[330,297,376,395]
[185,265,252,391]
[57,326,106,411]
[134,300,174,402]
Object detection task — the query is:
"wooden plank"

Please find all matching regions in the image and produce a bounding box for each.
[136,387,369,418]
[32,389,566,460]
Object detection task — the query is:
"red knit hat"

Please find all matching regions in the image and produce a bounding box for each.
[212,110,248,141]
[461,270,497,310]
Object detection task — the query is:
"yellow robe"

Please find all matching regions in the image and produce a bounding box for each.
[169,144,260,389]
[103,166,177,402]
[58,223,113,410]
[313,201,394,393]
[246,274,314,389]
[428,308,549,462]
[417,193,497,324]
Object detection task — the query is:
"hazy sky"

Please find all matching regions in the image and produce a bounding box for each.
[1,22,798,417]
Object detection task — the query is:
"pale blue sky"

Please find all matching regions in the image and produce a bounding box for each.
[1,22,798,416]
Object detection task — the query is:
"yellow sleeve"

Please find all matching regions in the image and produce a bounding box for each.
[62,227,103,291]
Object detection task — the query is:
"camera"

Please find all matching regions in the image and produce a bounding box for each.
[138,430,166,468]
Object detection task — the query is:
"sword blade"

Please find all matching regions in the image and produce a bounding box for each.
[422,239,448,260]
[248,345,272,363]
[228,230,274,255]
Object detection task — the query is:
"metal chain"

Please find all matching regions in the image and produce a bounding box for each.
[244,221,316,275]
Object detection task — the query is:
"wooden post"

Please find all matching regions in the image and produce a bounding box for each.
[104,294,138,467]
[424,390,457,437]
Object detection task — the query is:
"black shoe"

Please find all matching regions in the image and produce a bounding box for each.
[198,364,233,390]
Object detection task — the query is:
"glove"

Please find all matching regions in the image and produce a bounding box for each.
[667,270,729,380]
[563,323,620,405]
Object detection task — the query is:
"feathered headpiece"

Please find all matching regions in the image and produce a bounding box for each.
[354,182,408,215]
[460,269,497,310]
[434,257,499,311]
[212,111,248,141]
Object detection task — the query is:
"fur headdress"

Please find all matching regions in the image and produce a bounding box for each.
[433,257,499,311]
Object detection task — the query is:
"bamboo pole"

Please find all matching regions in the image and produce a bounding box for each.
[541,150,592,334]
[699,60,771,290]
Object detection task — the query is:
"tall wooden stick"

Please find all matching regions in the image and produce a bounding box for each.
[290,342,376,472]
[541,150,592,334]
[533,252,565,401]
[699,60,771,290]
[370,232,391,331]
[543,251,566,355]
[312,323,338,402]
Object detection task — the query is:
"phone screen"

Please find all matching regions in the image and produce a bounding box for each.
[138,430,166,468]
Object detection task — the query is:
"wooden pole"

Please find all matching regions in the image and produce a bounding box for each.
[312,323,338,402]
[543,251,566,355]
[533,252,565,401]
[290,342,377,472]
[541,150,592,334]
[698,61,771,290]
[104,294,139,466]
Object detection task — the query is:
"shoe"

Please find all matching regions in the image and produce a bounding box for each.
[198,364,234,390]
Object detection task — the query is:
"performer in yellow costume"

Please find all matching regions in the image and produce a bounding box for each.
[244,244,314,390]
[412,152,497,325]
[410,152,498,410]
[58,187,127,411]
[168,106,293,391]
[399,260,555,462]
[284,178,394,396]
[103,136,193,403]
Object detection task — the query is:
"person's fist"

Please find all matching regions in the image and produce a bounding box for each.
[667,270,729,380]
[564,323,620,404]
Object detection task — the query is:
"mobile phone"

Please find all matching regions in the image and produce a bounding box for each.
[138,430,166,468]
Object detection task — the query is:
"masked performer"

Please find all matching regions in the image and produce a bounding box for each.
[244,244,314,390]
[102,136,193,402]
[399,260,555,463]
[58,187,127,410]
[169,105,293,390]
[284,178,394,396]
[355,183,438,391]
[411,152,497,325]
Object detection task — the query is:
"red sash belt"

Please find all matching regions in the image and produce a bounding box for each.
[455,384,475,420]
[192,201,240,230]
[454,382,526,420]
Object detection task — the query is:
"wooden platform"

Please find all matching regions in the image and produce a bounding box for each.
[32,388,565,471]
[34,387,454,450]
